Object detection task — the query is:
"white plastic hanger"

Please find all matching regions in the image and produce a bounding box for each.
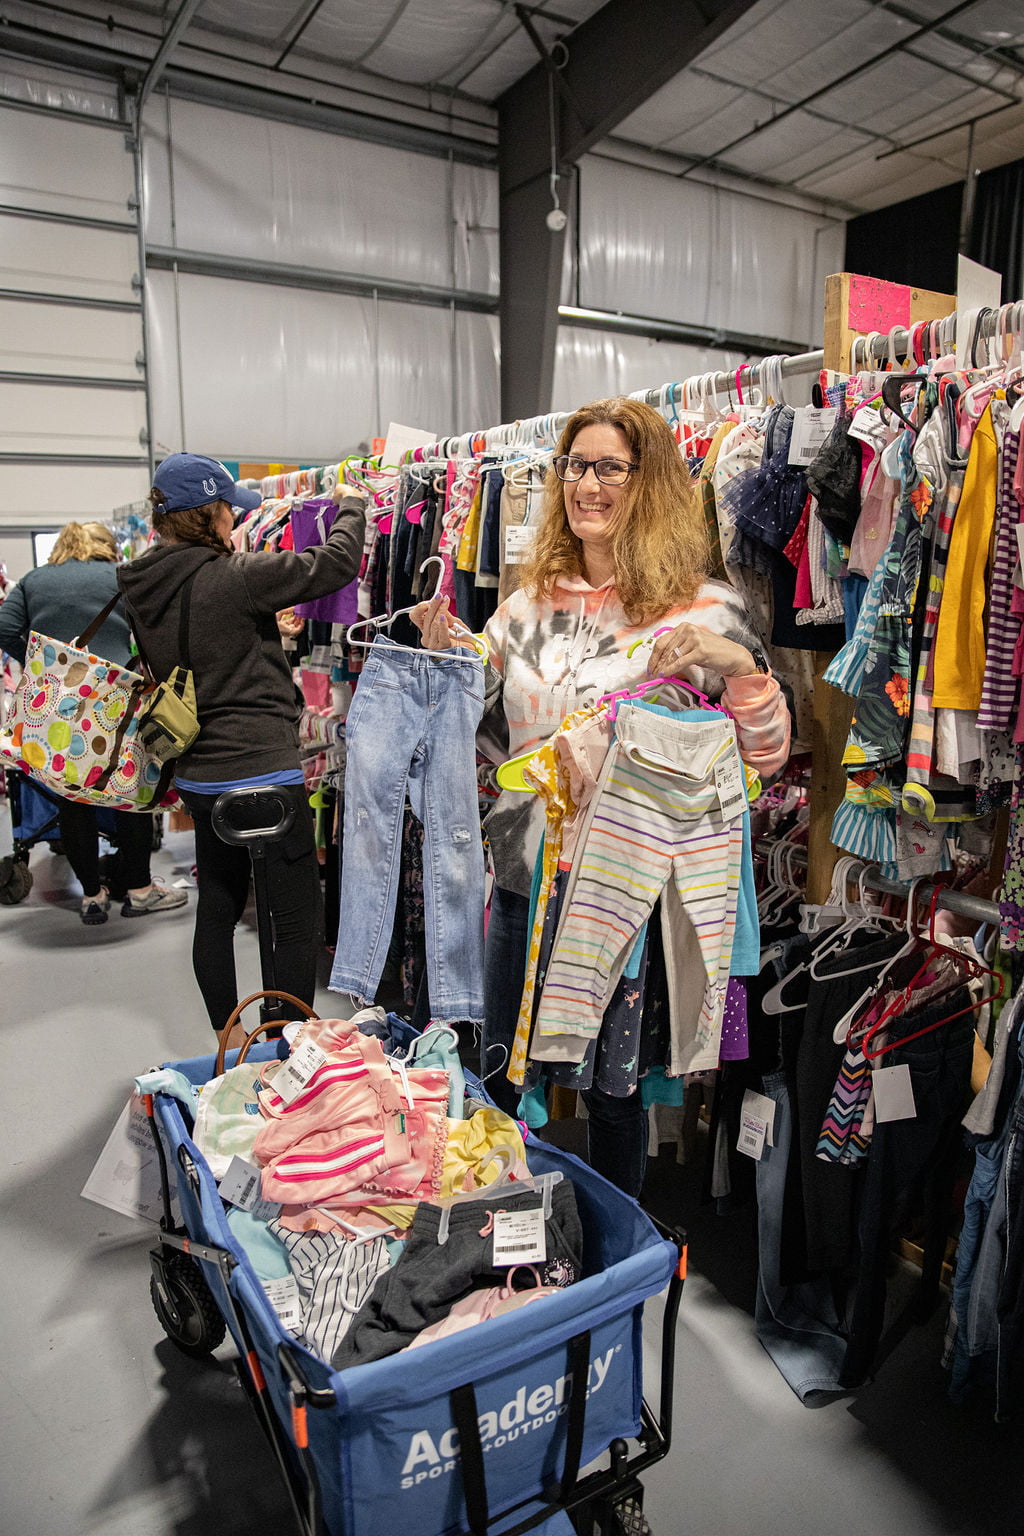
[434,1148,564,1245]
[346,555,487,663]
[830,877,929,1043]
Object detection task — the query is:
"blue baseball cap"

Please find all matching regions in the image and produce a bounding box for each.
[152,453,262,513]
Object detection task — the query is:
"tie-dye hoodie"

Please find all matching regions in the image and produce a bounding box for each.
[478,573,791,896]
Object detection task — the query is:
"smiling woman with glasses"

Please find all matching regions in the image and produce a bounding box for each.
[410,395,790,1197]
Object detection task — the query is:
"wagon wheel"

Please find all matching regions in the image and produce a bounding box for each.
[0,854,33,905]
[608,1495,651,1536]
[150,1251,226,1358]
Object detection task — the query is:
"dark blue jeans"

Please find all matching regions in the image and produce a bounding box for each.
[483,884,648,1198]
[997,1095,1024,1419]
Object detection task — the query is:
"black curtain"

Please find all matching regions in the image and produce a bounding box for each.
[843,155,1024,303]
[843,181,963,294]
[970,158,1024,304]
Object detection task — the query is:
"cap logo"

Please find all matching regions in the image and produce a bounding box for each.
[202,477,217,496]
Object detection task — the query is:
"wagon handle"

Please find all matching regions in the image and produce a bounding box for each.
[215,989,320,1076]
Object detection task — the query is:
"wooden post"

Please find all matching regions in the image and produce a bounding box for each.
[806,274,956,903]
[823,273,956,376]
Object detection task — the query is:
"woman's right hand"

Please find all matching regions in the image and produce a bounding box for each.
[410,594,461,650]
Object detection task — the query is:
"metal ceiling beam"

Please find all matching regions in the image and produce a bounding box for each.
[496,0,761,420]
[876,1,1024,83]
[0,23,496,165]
[273,0,329,69]
[137,0,203,117]
[145,244,499,314]
[674,0,987,184]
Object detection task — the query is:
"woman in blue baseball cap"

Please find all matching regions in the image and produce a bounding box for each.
[120,452,366,1043]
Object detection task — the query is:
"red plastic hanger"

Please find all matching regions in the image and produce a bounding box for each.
[855,887,1002,1062]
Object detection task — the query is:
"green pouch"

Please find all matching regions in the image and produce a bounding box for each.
[137,667,200,760]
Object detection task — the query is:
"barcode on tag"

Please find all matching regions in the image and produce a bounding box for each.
[737,1109,768,1160]
[263,1274,302,1333]
[714,754,746,821]
[492,1206,546,1266]
[219,1155,263,1210]
[788,407,837,466]
[273,1039,327,1104]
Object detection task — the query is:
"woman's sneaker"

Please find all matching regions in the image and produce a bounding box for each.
[81,890,110,925]
[121,882,189,917]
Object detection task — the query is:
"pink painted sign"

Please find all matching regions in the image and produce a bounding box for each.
[847,274,911,334]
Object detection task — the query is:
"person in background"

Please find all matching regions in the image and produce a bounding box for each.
[119,454,366,1044]
[414,397,792,1195]
[0,521,188,924]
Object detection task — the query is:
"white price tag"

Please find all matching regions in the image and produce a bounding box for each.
[737,1104,770,1160]
[504,524,538,563]
[788,407,837,466]
[218,1156,281,1221]
[263,1274,303,1334]
[218,1156,262,1210]
[740,1089,776,1148]
[492,1206,547,1267]
[872,1063,917,1123]
[273,1040,327,1105]
[714,754,747,821]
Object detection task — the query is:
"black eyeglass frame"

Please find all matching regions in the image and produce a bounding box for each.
[551,454,639,485]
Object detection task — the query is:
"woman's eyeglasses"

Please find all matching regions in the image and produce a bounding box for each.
[552,455,638,486]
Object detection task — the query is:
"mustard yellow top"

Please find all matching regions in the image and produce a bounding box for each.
[933,401,998,710]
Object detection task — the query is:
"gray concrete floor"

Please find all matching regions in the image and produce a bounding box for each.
[0,803,1020,1536]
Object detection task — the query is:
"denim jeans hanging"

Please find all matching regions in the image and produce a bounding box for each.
[330,637,486,1023]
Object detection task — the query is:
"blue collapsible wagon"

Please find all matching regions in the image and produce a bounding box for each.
[144,995,686,1536]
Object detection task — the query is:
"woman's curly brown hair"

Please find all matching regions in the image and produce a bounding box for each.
[149,488,233,555]
[519,396,711,625]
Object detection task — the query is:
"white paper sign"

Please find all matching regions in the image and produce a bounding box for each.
[872,1062,917,1123]
[273,1040,327,1105]
[492,1206,547,1266]
[504,524,538,563]
[381,421,436,469]
[956,256,1002,368]
[788,407,837,466]
[81,1092,179,1225]
[263,1274,303,1334]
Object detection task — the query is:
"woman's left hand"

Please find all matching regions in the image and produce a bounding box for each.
[646,623,757,682]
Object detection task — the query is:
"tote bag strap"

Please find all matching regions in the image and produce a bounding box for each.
[75,591,123,651]
[126,558,209,680]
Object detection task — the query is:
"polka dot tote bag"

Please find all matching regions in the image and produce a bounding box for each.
[0,595,176,812]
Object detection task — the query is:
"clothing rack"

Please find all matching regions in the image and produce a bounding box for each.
[777,841,1001,928]
[261,301,1024,496]
[860,870,1000,930]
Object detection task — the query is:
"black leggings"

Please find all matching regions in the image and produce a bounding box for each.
[180,784,324,1034]
[57,798,152,895]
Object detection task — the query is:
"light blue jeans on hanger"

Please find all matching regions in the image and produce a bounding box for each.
[330,637,486,1024]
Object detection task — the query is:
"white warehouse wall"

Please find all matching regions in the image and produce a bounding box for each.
[0,60,847,567]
